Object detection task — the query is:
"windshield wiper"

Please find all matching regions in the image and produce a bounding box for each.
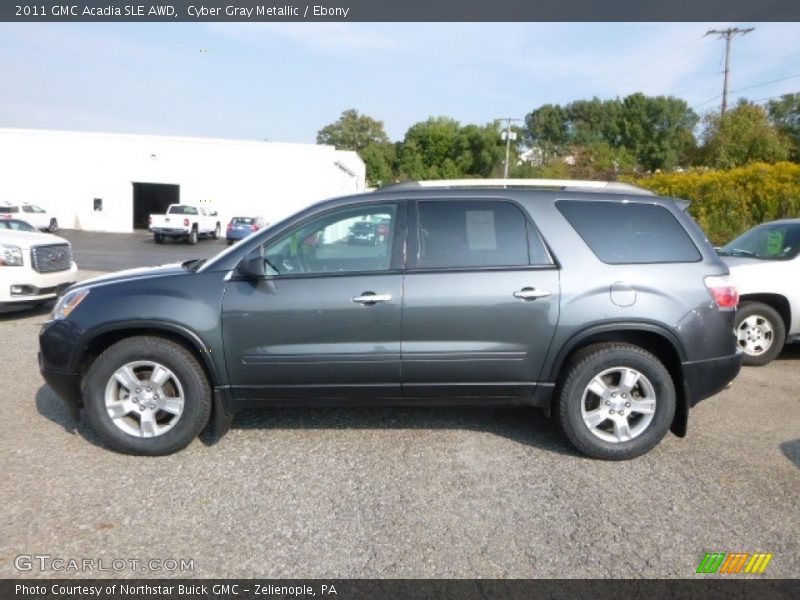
[720,248,758,257]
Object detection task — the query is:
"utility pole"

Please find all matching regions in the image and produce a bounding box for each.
[705,27,755,115]
[497,117,522,178]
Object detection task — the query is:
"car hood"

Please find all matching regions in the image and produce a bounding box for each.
[72,263,188,290]
[0,229,69,248]
[723,256,786,271]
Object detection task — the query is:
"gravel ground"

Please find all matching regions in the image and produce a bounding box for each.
[1,246,798,579]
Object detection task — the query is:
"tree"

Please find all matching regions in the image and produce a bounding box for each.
[617,94,698,171]
[360,142,396,187]
[767,93,800,161]
[397,117,506,180]
[568,98,622,147]
[524,104,570,160]
[702,100,791,169]
[452,123,507,178]
[524,95,697,172]
[316,109,389,152]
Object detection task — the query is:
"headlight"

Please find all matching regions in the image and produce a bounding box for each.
[51,289,90,320]
[0,244,23,266]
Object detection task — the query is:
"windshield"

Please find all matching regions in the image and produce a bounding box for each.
[0,219,35,231]
[720,222,800,260]
[168,205,198,215]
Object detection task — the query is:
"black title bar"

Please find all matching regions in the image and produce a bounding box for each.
[3,579,799,600]
[3,0,799,22]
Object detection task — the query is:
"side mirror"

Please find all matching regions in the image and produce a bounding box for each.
[237,248,266,279]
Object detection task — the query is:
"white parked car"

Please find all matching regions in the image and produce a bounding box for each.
[0,229,77,312]
[148,204,221,245]
[0,202,58,232]
[720,219,800,365]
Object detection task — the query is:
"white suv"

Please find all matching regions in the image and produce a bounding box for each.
[720,218,800,365]
[0,202,58,232]
[0,229,77,312]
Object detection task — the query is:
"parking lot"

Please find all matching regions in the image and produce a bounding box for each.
[1,231,799,579]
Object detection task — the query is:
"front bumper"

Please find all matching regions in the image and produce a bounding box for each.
[0,263,77,310]
[39,352,82,408]
[682,350,742,407]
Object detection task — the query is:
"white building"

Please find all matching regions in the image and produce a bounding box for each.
[0,128,366,232]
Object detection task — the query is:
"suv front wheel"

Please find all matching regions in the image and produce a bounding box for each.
[555,344,676,460]
[83,336,211,455]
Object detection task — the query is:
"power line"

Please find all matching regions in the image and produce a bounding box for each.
[730,74,800,95]
[704,27,755,115]
[692,73,800,110]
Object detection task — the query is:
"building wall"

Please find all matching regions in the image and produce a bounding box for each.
[0,128,366,232]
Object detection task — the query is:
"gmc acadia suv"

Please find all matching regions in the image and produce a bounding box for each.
[39,179,742,459]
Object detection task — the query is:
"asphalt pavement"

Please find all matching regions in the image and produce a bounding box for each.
[58,229,228,272]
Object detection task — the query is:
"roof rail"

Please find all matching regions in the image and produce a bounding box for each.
[384,178,654,196]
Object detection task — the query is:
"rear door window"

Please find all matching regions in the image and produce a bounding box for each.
[557,200,701,264]
[414,200,551,269]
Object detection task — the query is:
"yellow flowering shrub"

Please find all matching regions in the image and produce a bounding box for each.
[623,162,800,245]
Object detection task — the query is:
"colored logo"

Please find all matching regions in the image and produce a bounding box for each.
[696,552,773,574]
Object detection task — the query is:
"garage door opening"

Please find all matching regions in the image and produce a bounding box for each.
[132,183,180,229]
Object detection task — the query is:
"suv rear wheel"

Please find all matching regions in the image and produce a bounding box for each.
[555,343,675,460]
[83,336,211,455]
[735,301,785,366]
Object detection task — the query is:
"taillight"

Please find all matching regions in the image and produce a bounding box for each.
[251,224,258,232]
[227,223,233,232]
[183,218,190,227]
[705,275,738,308]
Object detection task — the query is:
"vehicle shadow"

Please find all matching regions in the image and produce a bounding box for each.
[780,439,800,469]
[36,385,79,434]
[0,301,53,322]
[36,383,579,457]
[218,404,580,458]
[777,344,800,361]
[35,385,117,450]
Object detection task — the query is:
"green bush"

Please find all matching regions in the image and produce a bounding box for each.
[623,162,800,245]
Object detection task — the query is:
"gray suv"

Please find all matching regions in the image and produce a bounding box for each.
[39,179,741,459]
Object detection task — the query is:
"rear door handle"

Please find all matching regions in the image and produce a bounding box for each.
[513,287,551,300]
[352,292,392,305]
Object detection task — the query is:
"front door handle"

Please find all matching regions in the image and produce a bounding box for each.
[352,292,392,305]
[513,287,551,300]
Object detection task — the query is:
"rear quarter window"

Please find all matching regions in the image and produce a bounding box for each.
[557,200,701,264]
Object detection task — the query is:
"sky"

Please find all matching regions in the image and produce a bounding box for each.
[1,22,799,144]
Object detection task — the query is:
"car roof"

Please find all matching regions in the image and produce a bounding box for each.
[382,178,654,195]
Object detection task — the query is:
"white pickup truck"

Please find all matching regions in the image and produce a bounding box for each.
[148,204,221,245]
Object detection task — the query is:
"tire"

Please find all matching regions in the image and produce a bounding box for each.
[187,228,198,245]
[227,239,234,246]
[735,301,786,366]
[154,233,165,244]
[212,223,221,240]
[554,343,675,460]
[48,218,58,233]
[82,336,211,456]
